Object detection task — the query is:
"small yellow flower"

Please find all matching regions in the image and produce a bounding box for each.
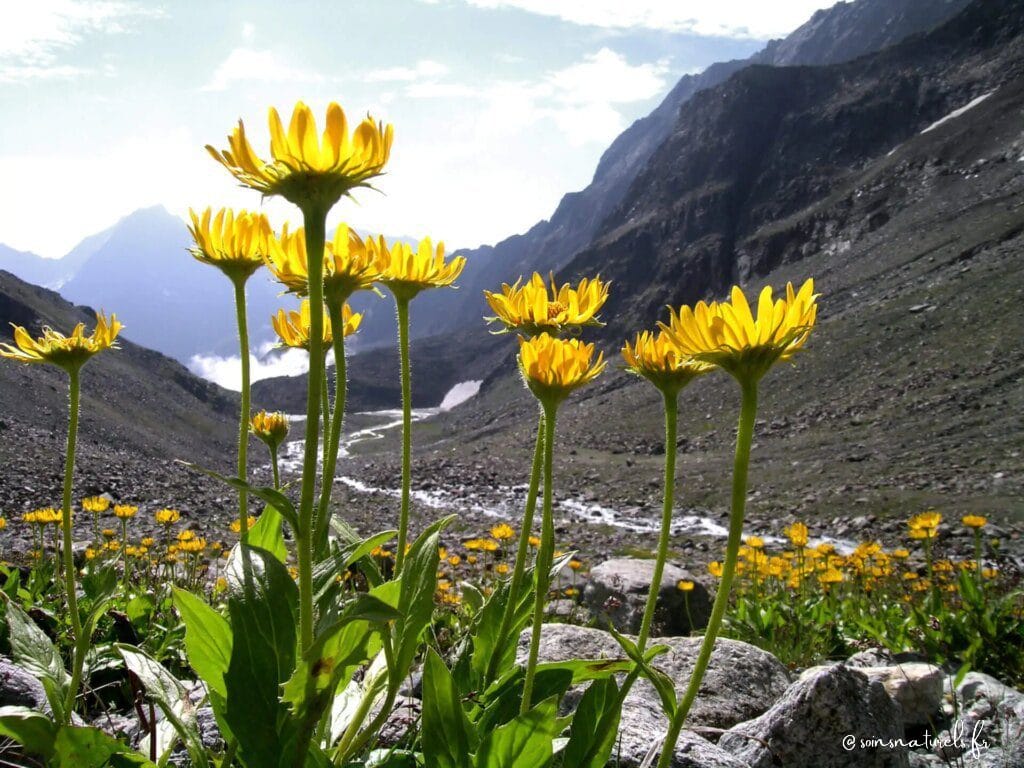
[206,101,393,206]
[909,510,942,531]
[903,572,919,581]
[660,279,818,383]
[816,542,836,555]
[467,555,478,565]
[177,530,196,542]
[114,504,138,520]
[373,236,466,301]
[568,558,584,571]
[84,547,97,560]
[708,561,723,578]
[266,223,381,302]
[0,517,5,531]
[272,299,362,350]
[480,539,500,553]
[484,272,609,335]
[141,537,155,548]
[622,329,711,393]
[528,535,541,548]
[495,563,510,575]
[982,567,998,580]
[230,516,257,534]
[82,496,110,514]
[1,311,121,371]
[677,579,695,592]
[784,522,809,548]
[564,586,579,598]
[891,548,910,559]
[745,536,765,549]
[438,546,448,560]
[818,568,843,584]
[447,555,461,568]
[155,508,180,526]
[214,577,228,593]
[517,333,605,404]
[101,527,117,539]
[490,523,515,541]
[962,514,987,529]
[251,411,290,451]
[187,207,273,282]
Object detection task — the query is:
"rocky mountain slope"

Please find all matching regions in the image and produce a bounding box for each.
[0,269,239,516]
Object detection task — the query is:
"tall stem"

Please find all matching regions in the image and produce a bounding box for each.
[61,367,85,723]
[271,447,281,491]
[394,297,413,574]
[296,202,327,653]
[485,409,545,685]
[232,277,251,543]
[314,300,348,556]
[656,379,757,768]
[521,401,557,715]
[638,389,678,651]
[321,366,331,475]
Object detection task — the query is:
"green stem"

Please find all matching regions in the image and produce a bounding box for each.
[655,378,757,768]
[271,447,281,491]
[61,367,85,723]
[121,518,129,592]
[521,401,557,715]
[485,409,545,685]
[321,364,331,475]
[638,389,678,651]
[314,300,348,556]
[394,297,413,574]
[296,202,327,653]
[232,277,251,544]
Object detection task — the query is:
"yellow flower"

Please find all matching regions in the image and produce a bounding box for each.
[677,579,695,592]
[621,330,711,392]
[480,539,500,553]
[818,568,843,584]
[114,505,138,520]
[372,236,466,301]
[495,563,510,575]
[484,272,610,335]
[155,508,180,526]
[517,333,605,404]
[467,555,478,565]
[816,542,836,555]
[745,536,765,549]
[438,547,448,560]
[177,530,196,542]
[178,537,207,554]
[230,516,257,534]
[28,508,62,526]
[909,510,942,531]
[784,522,809,548]
[141,537,155,548]
[1,311,121,371]
[206,101,393,206]
[962,514,987,529]
[266,223,381,302]
[982,568,998,580]
[891,548,910,559]
[272,300,362,350]
[708,561,723,578]
[82,496,110,514]
[251,410,290,450]
[187,207,273,281]
[903,572,919,581]
[0,517,5,530]
[660,279,818,383]
[101,527,117,539]
[84,547,97,560]
[448,555,461,568]
[528,535,541,548]
[568,558,584,571]
[490,523,515,541]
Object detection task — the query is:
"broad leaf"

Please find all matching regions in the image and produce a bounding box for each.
[249,504,288,563]
[172,588,232,701]
[473,695,562,768]
[53,725,156,767]
[0,705,57,759]
[1,595,66,717]
[422,649,476,768]
[562,677,621,768]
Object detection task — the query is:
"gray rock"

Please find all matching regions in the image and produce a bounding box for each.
[0,655,50,713]
[610,726,749,768]
[802,662,943,726]
[719,664,909,768]
[935,672,1024,767]
[378,696,421,747]
[517,624,790,765]
[584,558,711,637]
[846,648,897,668]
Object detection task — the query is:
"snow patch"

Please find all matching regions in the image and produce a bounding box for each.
[440,380,482,410]
[920,91,995,135]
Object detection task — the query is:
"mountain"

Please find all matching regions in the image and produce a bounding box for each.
[344,0,973,351]
[0,269,239,513]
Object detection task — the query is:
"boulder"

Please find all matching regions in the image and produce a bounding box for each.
[584,558,711,636]
[0,655,50,713]
[801,662,943,726]
[932,671,1024,767]
[719,664,909,768]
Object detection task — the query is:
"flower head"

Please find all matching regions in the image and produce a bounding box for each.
[484,272,609,335]
[372,236,466,301]
[266,222,381,301]
[272,299,362,350]
[251,410,290,451]
[188,207,273,282]
[155,508,180,526]
[784,522,809,548]
[490,523,515,541]
[660,279,818,383]
[1,311,121,371]
[206,101,394,207]
[962,514,987,529]
[517,333,605,405]
[82,496,110,514]
[114,505,138,520]
[677,579,695,592]
[621,330,711,393]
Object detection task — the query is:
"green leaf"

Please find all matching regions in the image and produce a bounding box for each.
[173,588,232,701]
[422,649,476,768]
[312,530,396,603]
[126,594,156,627]
[117,645,209,767]
[561,677,621,768]
[476,667,572,735]
[53,725,156,767]
[81,565,117,602]
[473,695,561,768]
[609,627,675,717]
[223,545,299,768]
[1,595,67,717]
[249,504,288,563]
[0,705,57,759]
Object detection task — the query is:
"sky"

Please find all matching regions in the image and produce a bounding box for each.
[0,0,839,259]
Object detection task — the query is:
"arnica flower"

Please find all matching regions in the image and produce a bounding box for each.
[490,523,515,541]
[962,514,987,529]
[568,558,584,571]
[230,516,257,534]
[517,333,605,405]
[372,236,466,301]
[784,522,809,548]
[188,207,273,282]
[484,272,610,335]
[622,330,711,394]
[82,496,110,514]
[819,568,844,585]
[660,279,818,383]
[272,299,361,350]
[206,101,394,207]
[745,536,765,549]
[114,505,138,519]
[251,410,290,451]
[266,223,381,302]
[677,579,695,592]
[1,311,121,372]
[155,508,180,526]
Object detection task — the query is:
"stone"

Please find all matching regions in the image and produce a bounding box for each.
[719,664,909,768]
[846,647,897,668]
[517,624,790,765]
[0,655,50,713]
[378,696,421,747]
[933,671,1024,767]
[584,558,711,637]
[802,661,943,726]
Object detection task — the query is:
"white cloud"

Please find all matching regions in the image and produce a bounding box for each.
[201,47,326,92]
[460,0,836,39]
[0,0,160,82]
[188,343,334,392]
[364,59,449,83]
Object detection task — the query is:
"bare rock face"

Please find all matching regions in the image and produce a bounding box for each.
[719,664,910,768]
[801,661,944,726]
[583,558,712,637]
